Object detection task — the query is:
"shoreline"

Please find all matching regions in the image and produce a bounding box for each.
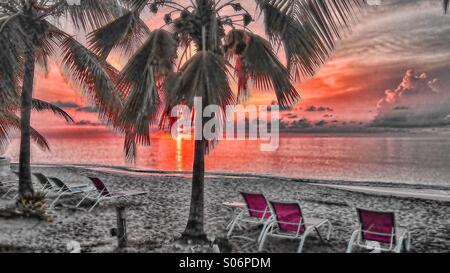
[1,164,449,253]
[14,163,450,194]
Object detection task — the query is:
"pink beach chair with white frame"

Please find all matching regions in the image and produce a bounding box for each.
[346,208,411,253]
[258,201,332,253]
[76,177,147,212]
[227,192,273,242]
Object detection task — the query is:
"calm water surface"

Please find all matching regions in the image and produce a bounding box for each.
[5,128,450,187]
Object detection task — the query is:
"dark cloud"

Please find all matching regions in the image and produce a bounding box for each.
[315,120,328,127]
[73,120,101,126]
[280,118,312,130]
[372,70,450,127]
[304,106,334,112]
[51,101,100,113]
[75,106,99,113]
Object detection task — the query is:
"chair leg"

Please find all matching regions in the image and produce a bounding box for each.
[394,230,411,253]
[405,232,411,252]
[346,230,360,253]
[297,236,307,253]
[326,221,333,240]
[10,192,19,200]
[2,188,15,198]
[76,192,93,208]
[394,239,403,253]
[227,211,243,238]
[258,223,271,252]
[257,221,271,243]
[88,196,105,212]
[50,191,67,209]
[297,229,315,253]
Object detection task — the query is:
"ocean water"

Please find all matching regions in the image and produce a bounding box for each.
[4,127,450,187]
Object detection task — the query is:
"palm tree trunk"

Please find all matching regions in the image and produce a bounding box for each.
[182,23,210,242]
[182,121,208,241]
[18,43,36,198]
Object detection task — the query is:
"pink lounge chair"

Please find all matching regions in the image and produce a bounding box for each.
[346,208,411,253]
[258,201,332,253]
[227,192,272,242]
[76,177,148,212]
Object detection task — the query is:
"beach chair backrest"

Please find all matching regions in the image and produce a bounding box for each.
[357,208,396,244]
[50,177,70,192]
[240,192,270,219]
[33,173,53,190]
[88,177,110,196]
[270,201,305,234]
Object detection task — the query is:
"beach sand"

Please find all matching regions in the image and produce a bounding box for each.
[0,164,449,253]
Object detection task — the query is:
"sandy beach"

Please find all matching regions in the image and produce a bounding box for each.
[0,164,449,253]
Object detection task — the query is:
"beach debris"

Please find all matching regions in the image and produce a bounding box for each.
[66,240,81,253]
[5,192,51,221]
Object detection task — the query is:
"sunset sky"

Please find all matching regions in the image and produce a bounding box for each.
[30,0,450,132]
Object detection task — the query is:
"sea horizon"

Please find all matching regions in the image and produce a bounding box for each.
[5,127,450,188]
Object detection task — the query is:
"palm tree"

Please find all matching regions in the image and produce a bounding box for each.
[88,0,366,241]
[0,0,124,198]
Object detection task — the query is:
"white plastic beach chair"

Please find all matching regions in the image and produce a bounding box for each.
[226,192,273,243]
[258,201,332,253]
[346,208,411,253]
[33,173,58,194]
[48,177,95,209]
[76,177,148,212]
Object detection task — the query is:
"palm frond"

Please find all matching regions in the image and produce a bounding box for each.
[159,72,183,129]
[63,0,123,30]
[225,30,299,108]
[30,126,51,151]
[123,132,138,163]
[120,0,150,12]
[120,66,160,137]
[60,35,123,126]
[0,112,12,150]
[173,51,235,108]
[35,28,58,76]
[120,29,177,86]
[31,99,74,123]
[168,51,235,152]
[0,113,50,151]
[255,0,365,80]
[119,29,178,137]
[0,14,27,109]
[88,11,150,59]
